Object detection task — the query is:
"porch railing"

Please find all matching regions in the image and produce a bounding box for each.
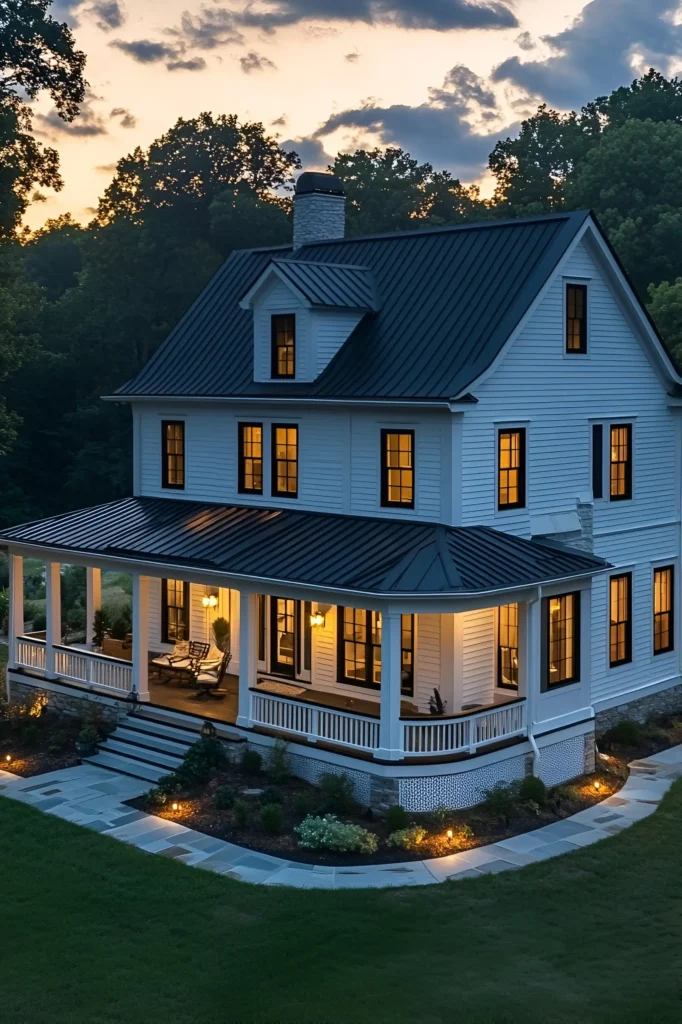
[13,636,133,694]
[402,701,527,756]
[250,691,381,753]
[15,636,47,672]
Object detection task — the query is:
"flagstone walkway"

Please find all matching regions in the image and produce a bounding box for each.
[1,745,680,889]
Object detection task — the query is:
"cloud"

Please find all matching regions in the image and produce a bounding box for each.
[110,106,136,128]
[493,0,682,109]
[96,163,118,173]
[37,92,108,136]
[169,0,517,46]
[345,51,361,62]
[515,30,534,52]
[282,136,330,168]
[167,57,208,71]
[109,38,179,63]
[271,114,288,126]
[90,0,125,29]
[239,51,277,74]
[50,1,82,24]
[308,64,514,176]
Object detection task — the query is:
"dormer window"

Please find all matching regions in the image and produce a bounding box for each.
[271,314,295,378]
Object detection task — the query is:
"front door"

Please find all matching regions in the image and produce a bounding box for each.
[270,597,296,678]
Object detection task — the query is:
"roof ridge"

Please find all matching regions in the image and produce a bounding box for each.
[273,259,372,271]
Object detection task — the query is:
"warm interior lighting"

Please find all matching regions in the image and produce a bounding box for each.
[202,593,218,608]
[310,610,325,628]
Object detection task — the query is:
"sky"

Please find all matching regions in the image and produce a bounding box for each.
[28,0,682,228]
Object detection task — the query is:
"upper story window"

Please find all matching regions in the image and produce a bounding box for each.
[238,423,263,494]
[566,283,587,353]
[162,420,185,490]
[271,314,295,379]
[381,430,414,508]
[338,608,414,694]
[497,603,519,690]
[610,572,632,666]
[498,428,525,510]
[610,424,632,500]
[272,424,298,498]
[543,592,580,688]
[161,579,189,643]
[654,565,674,655]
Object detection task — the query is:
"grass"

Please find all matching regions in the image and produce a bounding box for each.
[1,786,682,1023]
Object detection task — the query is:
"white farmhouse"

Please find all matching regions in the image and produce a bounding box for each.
[4,171,681,810]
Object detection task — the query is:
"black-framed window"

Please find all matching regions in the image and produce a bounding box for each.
[162,420,185,489]
[161,579,190,643]
[497,603,519,690]
[498,428,526,509]
[543,591,580,688]
[610,424,632,500]
[609,573,632,667]
[381,430,414,508]
[271,314,295,379]
[271,424,298,497]
[566,283,587,353]
[337,608,414,694]
[592,423,603,499]
[654,566,674,655]
[238,423,263,494]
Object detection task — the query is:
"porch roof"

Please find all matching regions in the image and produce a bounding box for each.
[0,496,609,599]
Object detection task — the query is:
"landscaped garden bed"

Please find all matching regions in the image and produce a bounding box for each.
[128,714,682,866]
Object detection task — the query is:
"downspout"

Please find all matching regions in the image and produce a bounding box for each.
[526,585,541,768]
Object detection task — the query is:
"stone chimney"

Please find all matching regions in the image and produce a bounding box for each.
[293,171,345,249]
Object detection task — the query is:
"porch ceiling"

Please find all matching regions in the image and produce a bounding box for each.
[0,496,609,599]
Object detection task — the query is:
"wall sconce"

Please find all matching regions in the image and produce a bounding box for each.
[310,609,326,628]
[202,593,218,609]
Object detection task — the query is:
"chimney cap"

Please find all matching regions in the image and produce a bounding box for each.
[295,171,344,197]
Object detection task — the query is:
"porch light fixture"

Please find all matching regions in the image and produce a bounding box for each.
[310,609,326,628]
[202,593,218,609]
[200,720,217,740]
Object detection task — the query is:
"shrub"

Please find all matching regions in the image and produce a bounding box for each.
[76,723,99,749]
[241,748,262,775]
[173,737,226,786]
[146,787,168,807]
[519,774,547,806]
[109,610,131,640]
[259,785,283,805]
[156,774,182,796]
[319,772,357,814]
[260,802,284,835]
[386,825,428,851]
[233,800,249,827]
[83,705,115,739]
[295,814,378,854]
[268,739,290,783]
[214,785,235,810]
[423,805,450,827]
[385,804,409,834]
[602,719,642,748]
[294,791,317,817]
[481,780,521,823]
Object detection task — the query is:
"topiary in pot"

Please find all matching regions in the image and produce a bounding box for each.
[75,723,99,758]
[212,616,230,654]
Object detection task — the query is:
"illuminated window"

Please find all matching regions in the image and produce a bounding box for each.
[654,566,674,655]
[338,608,413,693]
[609,573,632,667]
[271,424,298,497]
[498,428,525,509]
[610,424,632,500]
[238,423,263,494]
[381,430,414,508]
[497,603,519,689]
[566,283,587,353]
[271,597,296,677]
[271,314,295,378]
[544,592,580,687]
[162,421,185,489]
[161,579,189,643]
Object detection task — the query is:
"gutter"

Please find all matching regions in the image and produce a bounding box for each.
[100,393,456,410]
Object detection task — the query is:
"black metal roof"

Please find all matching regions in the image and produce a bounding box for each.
[261,260,378,310]
[0,496,608,598]
[114,211,591,402]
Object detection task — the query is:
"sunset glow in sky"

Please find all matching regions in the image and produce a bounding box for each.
[30,0,682,227]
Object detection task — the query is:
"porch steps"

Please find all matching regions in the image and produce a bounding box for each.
[81,750,168,784]
[98,736,184,772]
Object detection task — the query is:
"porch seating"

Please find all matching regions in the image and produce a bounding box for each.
[151,641,211,683]
[190,651,231,699]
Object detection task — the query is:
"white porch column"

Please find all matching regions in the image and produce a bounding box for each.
[44,561,61,679]
[85,567,102,646]
[7,553,24,671]
[132,574,150,701]
[376,609,403,760]
[237,591,258,728]
[524,593,542,753]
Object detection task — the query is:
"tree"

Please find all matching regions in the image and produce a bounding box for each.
[0,245,44,454]
[566,119,682,294]
[0,91,60,240]
[97,113,300,241]
[648,279,682,368]
[23,213,84,299]
[209,191,291,257]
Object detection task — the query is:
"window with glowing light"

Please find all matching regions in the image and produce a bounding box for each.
[162,420,185,489]
[161,579,190,643]
[381,430,414,508]
[610,424,632,500]
[653,565,674,655]
[497,603,519,689]
[497,428,525,509]
[566,283,587,353]
[543,591,580,688]
[272,424,298,497]
[610,573,632,666]
[238,423,263,494]
[271,314,295,378]
[338,607,414,693]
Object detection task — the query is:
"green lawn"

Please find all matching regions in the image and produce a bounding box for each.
[1,788,681,1024]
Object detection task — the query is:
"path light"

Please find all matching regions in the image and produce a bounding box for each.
[446,828,454,842]
[172,801,180,812]
[4,754,11,764]
[593,780,601,792]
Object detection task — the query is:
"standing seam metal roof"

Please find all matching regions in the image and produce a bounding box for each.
[114,211,591,401]
[268,260,378,310]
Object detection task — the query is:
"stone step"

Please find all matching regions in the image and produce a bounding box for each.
[82,750,166,784]
[114,724,193,758]
[99,737,184,771]
[133,706,243,744]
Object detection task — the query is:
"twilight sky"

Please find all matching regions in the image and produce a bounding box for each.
[30,0,682,227]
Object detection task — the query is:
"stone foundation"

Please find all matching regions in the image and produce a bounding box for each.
[595,684,682,734]
[8,677,126,727]
[583,732,596,773]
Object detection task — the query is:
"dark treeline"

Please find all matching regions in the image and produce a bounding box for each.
[3,6,682,528]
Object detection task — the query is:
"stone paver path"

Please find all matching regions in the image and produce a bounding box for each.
[1,745,681,889]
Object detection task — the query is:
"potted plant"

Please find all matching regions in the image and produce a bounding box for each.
[212,616,231,653]
[428,687,448,716]
[91,609,106,650]
[75,723,99,758]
